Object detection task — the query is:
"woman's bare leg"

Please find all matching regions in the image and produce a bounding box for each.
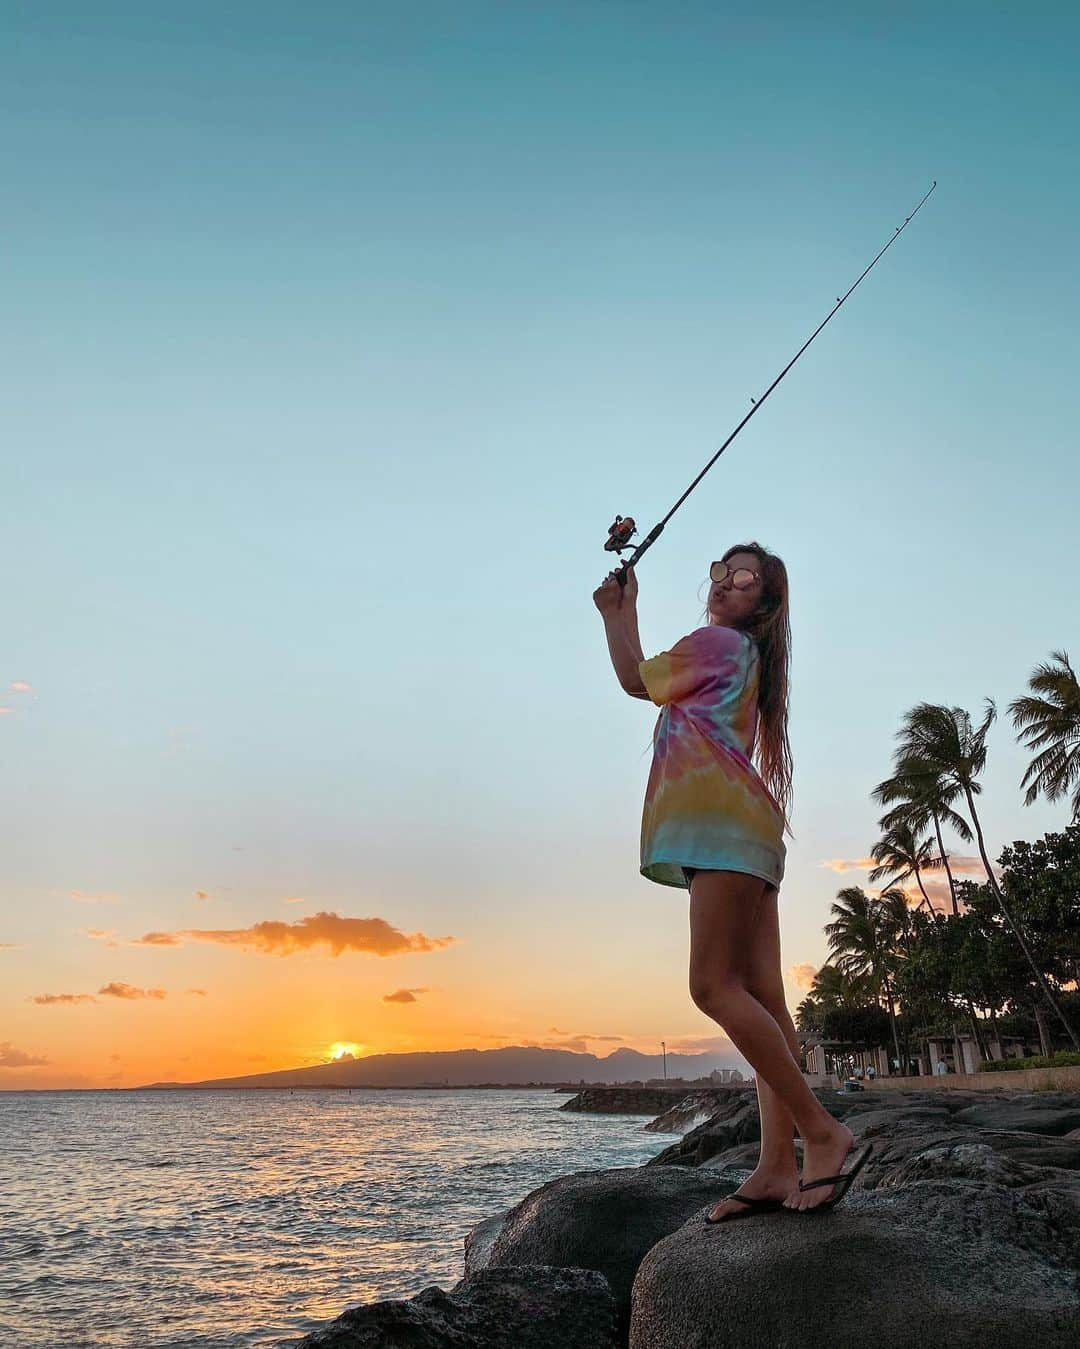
[700,881,800,1220]
[687,870,855,1213]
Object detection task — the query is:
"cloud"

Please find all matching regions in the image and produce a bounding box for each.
[32,992,97,1005]
[382,986,430,1004]
[0,1042,49,1068]
[787,962,819,990]
[822,853,993,879]
[868,876,974,916]
[83,928,120,947]
[524,1037,596,1053]
[186,987,208,997]
[546,1026,624,1041]
[666,1034,740,1054]
[66,890,121,904]
[130,911,456,958]
[946,854,993,875]
[10,681,32,692]
[819,857,878,873]
[282,896,307,904]
[99,982,166,1000]
[194,891,211,902]
[0,706,12,716]
[0,942,20,951]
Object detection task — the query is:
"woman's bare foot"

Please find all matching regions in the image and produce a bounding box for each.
[706,1164,800,1222]
[784,1120,855,1211]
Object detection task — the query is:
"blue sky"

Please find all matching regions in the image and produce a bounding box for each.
[2,3,1078,1084]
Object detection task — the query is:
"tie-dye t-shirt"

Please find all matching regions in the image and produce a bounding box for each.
[637,624,787,890]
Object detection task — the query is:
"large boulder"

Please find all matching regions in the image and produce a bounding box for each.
[294,1265,618,1348]
[628,1180,1080,1348]
[481,1164,745,1339]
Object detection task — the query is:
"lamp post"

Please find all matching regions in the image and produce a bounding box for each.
[661,1040,667,1081]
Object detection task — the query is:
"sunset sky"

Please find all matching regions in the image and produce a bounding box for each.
[3,3,1078,1088]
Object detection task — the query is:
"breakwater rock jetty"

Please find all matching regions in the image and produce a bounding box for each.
[295,1085,1080,1348]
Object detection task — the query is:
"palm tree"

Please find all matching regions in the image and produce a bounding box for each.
[1008,649,1080,822]
[867,822,942,916]
[874,765,973,916]
[794,963,864,1031]
[887,701,1079,1050]
[824,886,905,1075]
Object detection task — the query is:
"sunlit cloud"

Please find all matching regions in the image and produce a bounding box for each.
[868,875,978,916]
[186,988,208,997]
[787,962,819,990]
[31,992,97,1005]
[665,1034,740,1054]
[0,706,12,716]
[129,911,456,958]
[524,1037,594,1053]
[195,891,211,902]
[546,1026,625,1041]
[0,942,20,951]
[84,927,120,947]
[282,895,307,904]
[0,1042,49,1068]
[382,986,430,1004]
[99,982,166,1000]
[66,889,122,904]
[945,854,993,875]
[11,681,33,692]
[819,857,878,873]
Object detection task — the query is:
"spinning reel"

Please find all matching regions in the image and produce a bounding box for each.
[603,515,664,586]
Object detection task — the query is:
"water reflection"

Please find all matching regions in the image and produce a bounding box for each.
[1,1088,678,1347]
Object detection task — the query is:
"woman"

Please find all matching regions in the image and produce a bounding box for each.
[593,543,870,1217]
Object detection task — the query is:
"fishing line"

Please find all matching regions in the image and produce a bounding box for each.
[604,181,937,584]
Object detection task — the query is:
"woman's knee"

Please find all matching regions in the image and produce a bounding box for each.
[689,972,746,1020]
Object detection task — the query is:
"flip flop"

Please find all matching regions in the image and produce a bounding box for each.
[704,1191,788,1224]
[795,1141,873,1214]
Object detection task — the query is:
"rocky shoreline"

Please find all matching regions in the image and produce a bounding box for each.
[295,1084,1080,1347]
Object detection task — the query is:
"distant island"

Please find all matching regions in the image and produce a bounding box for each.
[143,1044,747,1090]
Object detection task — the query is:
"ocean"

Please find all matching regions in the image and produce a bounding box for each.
[1,1087,681,1347]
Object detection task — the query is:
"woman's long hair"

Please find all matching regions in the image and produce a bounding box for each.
[704,541,794,837]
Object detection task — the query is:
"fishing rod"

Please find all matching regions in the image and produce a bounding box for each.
[604,180,937,584]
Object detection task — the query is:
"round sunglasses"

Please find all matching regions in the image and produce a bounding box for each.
[710,560,761,590]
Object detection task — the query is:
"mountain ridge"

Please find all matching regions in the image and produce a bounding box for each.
[143,1043,747,1089]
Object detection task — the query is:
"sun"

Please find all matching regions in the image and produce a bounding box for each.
[327,1041,363,1062]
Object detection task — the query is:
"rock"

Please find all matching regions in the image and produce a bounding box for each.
[951,1103,1080,1135]
[644,1087,756,1134]
[847,1127,1080,1190]
[484,1164,745,1340]
[628,1180,1080,1348]
[875,1139,1072,1192]
[847,1106,953,1137]
[294,1265,618,1348]
[462,1211,510,1278]
[558,1087,692,1116]
[645,1103,761,1165]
